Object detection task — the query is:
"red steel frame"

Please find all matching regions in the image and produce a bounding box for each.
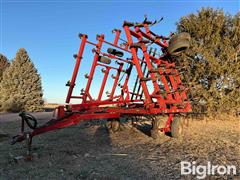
[12,19,192,145]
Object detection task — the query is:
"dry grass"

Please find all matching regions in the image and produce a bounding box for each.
[0,113,239,179]
[44,103,59,109]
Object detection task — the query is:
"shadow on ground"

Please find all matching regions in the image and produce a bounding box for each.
[0,113,239,179]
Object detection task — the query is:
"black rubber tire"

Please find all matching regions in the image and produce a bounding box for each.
[168,32,191,55]
[106,119,120,132]
[151,116,168,139]
[169,32,191,43]
[168,40,190,55]
[107,48,124,57]
[170,117,183,138]
[98,56,111,64]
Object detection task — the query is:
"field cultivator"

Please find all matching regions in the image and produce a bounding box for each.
[11,18,192,152]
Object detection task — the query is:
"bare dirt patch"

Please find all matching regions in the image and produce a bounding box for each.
[0,113,239,179]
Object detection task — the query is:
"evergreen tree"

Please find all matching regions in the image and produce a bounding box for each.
[0,48,44,112]
[0,54,9,81]
[176,8,240,115]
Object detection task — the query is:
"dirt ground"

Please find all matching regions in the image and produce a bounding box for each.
[0,112,239,180]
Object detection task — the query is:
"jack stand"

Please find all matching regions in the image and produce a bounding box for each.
[13,133,35,163]
[24,133,33,161]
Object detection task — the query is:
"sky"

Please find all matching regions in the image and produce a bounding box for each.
[0,0,239,103]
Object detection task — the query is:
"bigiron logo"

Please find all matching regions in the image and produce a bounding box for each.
[181,161,237,179]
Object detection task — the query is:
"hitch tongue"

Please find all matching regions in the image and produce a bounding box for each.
[10,134,25,145]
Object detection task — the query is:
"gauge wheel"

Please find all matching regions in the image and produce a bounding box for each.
[168,32,191,55]
[106,118,121,132]
[170,117,183,138]
[151,116,168,139]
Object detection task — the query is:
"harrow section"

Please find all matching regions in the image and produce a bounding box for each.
[11,18,192,151]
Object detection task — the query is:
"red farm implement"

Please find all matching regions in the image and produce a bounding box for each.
[11,17,192,152]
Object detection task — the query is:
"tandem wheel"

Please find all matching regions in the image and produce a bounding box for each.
[106,118,121,132]
[170,117,183,138]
